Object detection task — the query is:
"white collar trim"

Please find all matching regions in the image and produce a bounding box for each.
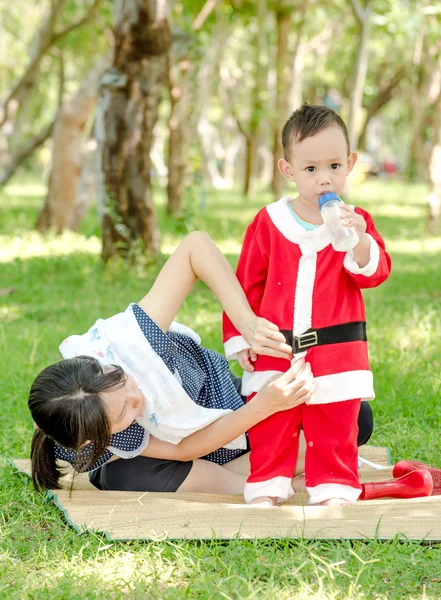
[266,197,331,253]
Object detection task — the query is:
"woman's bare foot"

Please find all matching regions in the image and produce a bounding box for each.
[248,496,277,507]
[320,498,350,506]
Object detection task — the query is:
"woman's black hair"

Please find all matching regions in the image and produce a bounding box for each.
[28,356,126,492]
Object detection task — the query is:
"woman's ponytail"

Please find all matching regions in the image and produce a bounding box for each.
[30,428,62,492]
[28,356,120,492]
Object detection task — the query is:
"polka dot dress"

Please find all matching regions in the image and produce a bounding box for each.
[54,304,248,471]
[132,304,248,465]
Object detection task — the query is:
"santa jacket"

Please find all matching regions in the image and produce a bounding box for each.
[222,197,392,403]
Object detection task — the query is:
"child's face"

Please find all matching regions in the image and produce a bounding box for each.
[278,125,357,206]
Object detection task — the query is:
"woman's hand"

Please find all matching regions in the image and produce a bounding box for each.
[241,315,292,360]
[252,359,314,417]
[141,359,314,463]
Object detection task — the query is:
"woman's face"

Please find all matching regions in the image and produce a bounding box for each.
[101,370,146,434]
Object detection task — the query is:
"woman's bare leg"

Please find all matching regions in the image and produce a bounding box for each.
[137,232,290,358]
[222,453,250,475]
[177,457,306,495]
[177,459,246,494]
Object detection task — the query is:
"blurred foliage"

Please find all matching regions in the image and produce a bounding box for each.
[1,0,441,183]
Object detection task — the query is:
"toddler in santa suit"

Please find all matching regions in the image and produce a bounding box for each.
[223,104,392,506]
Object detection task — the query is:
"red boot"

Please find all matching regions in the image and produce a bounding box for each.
[360,469,433,500]
[393,460,441,495]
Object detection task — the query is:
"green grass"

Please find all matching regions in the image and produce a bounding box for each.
[1,176,441,599]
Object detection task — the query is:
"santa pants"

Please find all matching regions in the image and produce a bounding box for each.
[245,397,362,504]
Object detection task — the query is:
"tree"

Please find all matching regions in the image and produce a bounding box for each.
[96,0,172,261]
[347,0,372,152]
[270,2,293,200]
[271,0,309,201]
[0,0,101,177]
[166,34,192,216]
[232,0,268,197]
[428,87,441,234]
[35,55,110,233]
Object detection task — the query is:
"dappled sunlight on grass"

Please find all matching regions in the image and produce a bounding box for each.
[3,182,46,197]
[0,231,101,263]
[0,305,23,323]
[369,203,423,219]
[382,311,439,358]
[351,180,428,207]
[6,541,373,599]
[31,551,187,594]
[387,237,441,255]
[160,236,242,258]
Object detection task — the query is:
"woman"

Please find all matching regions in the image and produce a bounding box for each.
[29,232,373,495]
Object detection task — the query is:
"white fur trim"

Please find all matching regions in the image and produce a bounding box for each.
[244,477,295,503]
[308,370,374,405]
[241,370,283,396]
[343,234,380,277]
[307,483,361,505]
[243,369,372,404]
[267,197,322,362]
[293,253,315,339]
[224,335,250,360]
[266,197,330,252]
[108,429,150,459]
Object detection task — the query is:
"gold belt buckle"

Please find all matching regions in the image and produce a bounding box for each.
[297,331,318,349]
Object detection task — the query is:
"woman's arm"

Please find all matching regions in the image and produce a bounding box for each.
[137,231,291,359]
[140,361,313,462]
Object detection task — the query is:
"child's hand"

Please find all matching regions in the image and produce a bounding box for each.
[340,205,367,239]
[238,348,257,372]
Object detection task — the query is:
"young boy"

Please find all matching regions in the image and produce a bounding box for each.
[223,104,391,506]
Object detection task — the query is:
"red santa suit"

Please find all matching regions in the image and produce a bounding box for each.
[223,197,392,504]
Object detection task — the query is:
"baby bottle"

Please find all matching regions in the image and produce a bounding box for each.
[318,192,359,252]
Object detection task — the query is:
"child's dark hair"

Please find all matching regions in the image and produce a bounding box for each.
[28,356,126,492]
[281,104,350,160]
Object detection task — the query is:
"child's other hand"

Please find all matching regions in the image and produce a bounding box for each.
[340,205,367,238]
[238,348,257,372]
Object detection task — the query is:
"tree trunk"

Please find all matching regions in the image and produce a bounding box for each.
[242,0,267,197]
[288,0,309,111]
[36,56,109,233]
[347,0,372,152]
[428,88,441,234]
[97,0,172,261]
[270,0,309,201]
[71,140,99,231]
[291,43,305,110]
[271,7,293,200]
[409,22,429,180]
[196,4,230,190]
[166,47,191,216]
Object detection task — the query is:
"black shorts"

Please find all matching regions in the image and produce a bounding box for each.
[89,400,373,493]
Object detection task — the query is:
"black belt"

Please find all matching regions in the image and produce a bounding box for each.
[280,321,367,354]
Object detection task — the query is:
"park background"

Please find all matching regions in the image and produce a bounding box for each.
[1,0,441,598]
